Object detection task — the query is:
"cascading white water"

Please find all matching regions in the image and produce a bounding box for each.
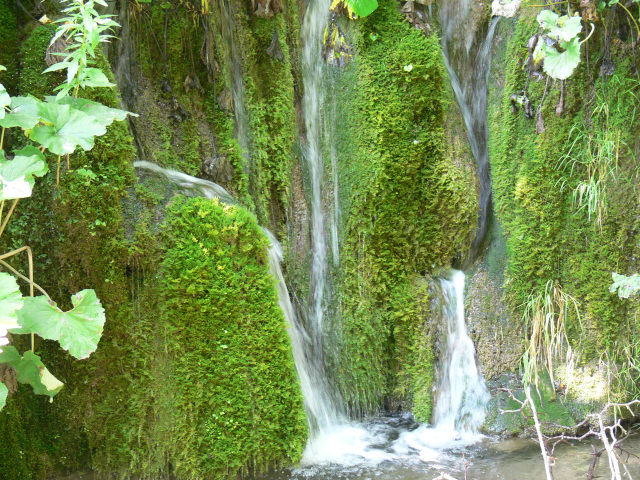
[299,0,345,437]
[133,160,236,204]
[433,270,490,432]
[263,231,345,444]
[220,0,251,176]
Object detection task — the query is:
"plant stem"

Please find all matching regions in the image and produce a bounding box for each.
[56,154,61,186]
[618,2,640,41]
[0,198,18,238]
[527,385,555,480]
[0,127,5,150]
[0,260,50,299]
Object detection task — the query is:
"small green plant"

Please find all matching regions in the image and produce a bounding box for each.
[0,0,134,410]
[521,281,580,388]
[329,0,378,19]
[534,9,584,80]
[609,272,640,299]
[557,101,621,230]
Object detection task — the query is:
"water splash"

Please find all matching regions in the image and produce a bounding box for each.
[294,270,489,467]
[433,270,490,432]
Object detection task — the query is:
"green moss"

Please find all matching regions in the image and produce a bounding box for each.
[86,196,308,479]
[390,279,435,421]
[17,25,59,99]
[228,2,299,227]
[0,1,19,93]
[329,0,477,417]
[488,6,640,393]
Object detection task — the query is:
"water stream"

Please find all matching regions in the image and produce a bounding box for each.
[300,0,346,439]
[433,271,490,432]
[440,1,499,256]
[280,270,488,468]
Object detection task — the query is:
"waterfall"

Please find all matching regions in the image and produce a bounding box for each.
[440,1,499,256]
[133,161,236,204]
[300,0,345,436]
[433,270,489,432]
[263,231,344,442]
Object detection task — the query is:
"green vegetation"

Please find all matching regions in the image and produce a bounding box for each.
[489,5,640,399]
[0,0,134,411]
[86,197,307,479]
[1,2,309,476]
[328,0,477,418]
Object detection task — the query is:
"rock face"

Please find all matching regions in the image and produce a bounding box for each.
[491,0,522,18]
[203,154,235,184]
[466,266,522,380]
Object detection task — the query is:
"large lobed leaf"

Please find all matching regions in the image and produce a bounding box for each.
[542,37,581,80]
[46,96,136,127]
[0,272,23,329]
[0,96,40,130]
[28,101,107,155]
[0,147,48,200]
[538,10,582,42]
[15,290,105,359]
[0,83,9,121]
[0,382,6,410]
[0,346,64,398]
[343,0,378,17]
[0,273,23,350]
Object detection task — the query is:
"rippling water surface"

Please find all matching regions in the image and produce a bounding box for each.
[253,415,640,480]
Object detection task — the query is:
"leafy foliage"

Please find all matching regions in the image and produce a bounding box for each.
[0,148,48,200]
[0,347,64,398]
[535,10,583,80]
[13,290,106,360]
[0,273,23,348]
[609,273,640,299]
[43,0,119,98]
[330,0,379,18]
[0,0,130,412]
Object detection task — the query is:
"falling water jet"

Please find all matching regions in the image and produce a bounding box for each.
[440,1,500,264]
[433,270,489,433]
[299,0,346,441]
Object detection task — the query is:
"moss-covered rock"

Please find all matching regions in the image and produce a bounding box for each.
[487,2,640,418]
[86,195,308,479]
[322,0,479,419]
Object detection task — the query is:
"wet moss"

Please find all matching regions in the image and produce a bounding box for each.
[488,5,640,400]
[329,0,478,417]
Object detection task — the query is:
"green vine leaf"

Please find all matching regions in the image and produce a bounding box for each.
[0,96,40,130]
[47,96,137,127]
[28,101,106,155]
[0,148,48,200]
[0,345,21,364]
[345,0,378,17]
[538,10,582,42]
[542,37,581,80]
[0,273,24,346]
[0,346,64,398]
[0,382,7,410]
[0,83,10,120]
[330,0,378,18]
[15,290,106,359]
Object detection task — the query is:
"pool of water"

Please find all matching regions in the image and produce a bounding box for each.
[253,415,640,480]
